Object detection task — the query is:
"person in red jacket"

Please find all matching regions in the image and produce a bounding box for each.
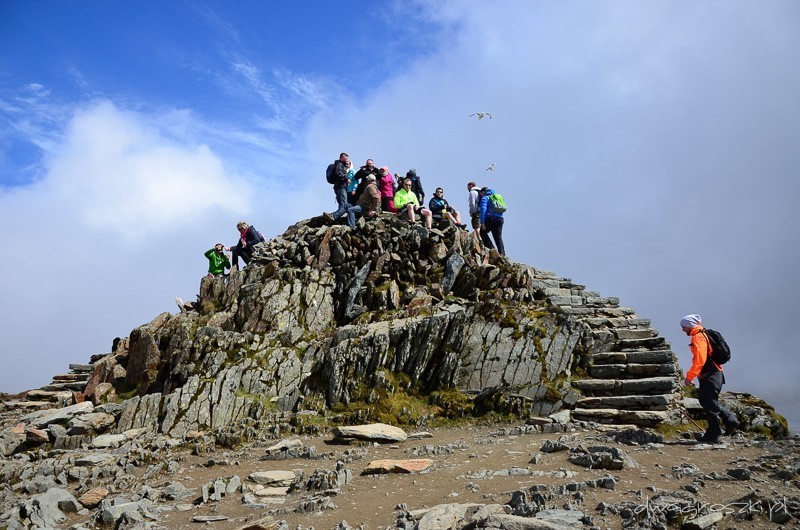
[681,314,739,443]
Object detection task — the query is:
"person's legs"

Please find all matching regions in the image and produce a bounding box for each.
[480,224,495,249]
[231,244,243,268]
[471,212,481,231]
[405,204,416,223]
[347,205,363,228]
[698,375,723,440]
[487,217,505,255]
[453,210,463,224]
[331,186,349,218]
[421,209,432,229]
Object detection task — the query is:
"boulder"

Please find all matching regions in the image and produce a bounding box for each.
[363,459,432,474]
[331,423,408,442]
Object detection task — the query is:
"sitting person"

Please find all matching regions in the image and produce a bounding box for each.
[231,221,265,269]
[346,174,381,227]
[428,187,466,228]
[378,166,397,213]
[204,243,231,278]
[394,177,432,229]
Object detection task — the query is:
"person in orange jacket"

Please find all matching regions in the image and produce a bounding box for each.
[681,314,739,443]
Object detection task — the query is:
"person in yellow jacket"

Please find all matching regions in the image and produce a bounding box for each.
[394,177,432,229]
[681,314,739,443]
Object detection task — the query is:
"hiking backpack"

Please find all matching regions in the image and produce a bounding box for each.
[489,193,507,213]
[702,328,731,365]
[325,163,336,184]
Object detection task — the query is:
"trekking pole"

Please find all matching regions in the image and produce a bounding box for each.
[682,408,704,431]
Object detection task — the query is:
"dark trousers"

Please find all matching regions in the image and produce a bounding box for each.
[698,371,737,438]
[480,217,505,255]
[231,245,252,268]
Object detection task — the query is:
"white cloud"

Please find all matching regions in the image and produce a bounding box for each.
[42,101,248,239]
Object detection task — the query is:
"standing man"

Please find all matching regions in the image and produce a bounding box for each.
[478,186,505,255]
[467,181,481,231]
[405,169,425,205]
[681,314,739,443]
[325,152,350,222]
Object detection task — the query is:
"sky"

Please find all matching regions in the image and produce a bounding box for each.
[1,1,798,430]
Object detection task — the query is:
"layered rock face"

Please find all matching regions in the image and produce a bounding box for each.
[62,214,683,435]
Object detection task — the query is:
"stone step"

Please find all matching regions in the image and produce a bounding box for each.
[40,381,88,392]
[52,373,90,382]
[1,400,54,411]
[571,376,677,396]
[612,328,657,340]
[25,389,75,403]
[584,317,652,329]
[589,363,677,379]
[572,408,677,427]
[614,336,668,350]
[69,364,94,373]
[591,350,676,365]
[575,394,673,411]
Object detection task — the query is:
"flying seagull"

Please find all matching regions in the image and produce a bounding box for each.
[484,163,496,173]
[469,112,493,120]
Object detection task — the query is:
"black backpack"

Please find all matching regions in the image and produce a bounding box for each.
[702,328,731,365]
[325,163,336,184]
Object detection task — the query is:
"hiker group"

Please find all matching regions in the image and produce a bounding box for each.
[323,152,507,255]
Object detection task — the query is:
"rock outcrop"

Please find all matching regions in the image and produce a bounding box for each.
[1,213,785,441]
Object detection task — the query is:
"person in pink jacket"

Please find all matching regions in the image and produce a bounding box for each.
[377,166,397,213]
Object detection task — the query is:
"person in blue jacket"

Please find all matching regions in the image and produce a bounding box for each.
[479,187,505,255]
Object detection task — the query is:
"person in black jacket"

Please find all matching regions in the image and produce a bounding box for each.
[325,152,351,221]
[231,221,265,269]
[406,168,425,204]
[351,158,380,203]
[428,187,466,228]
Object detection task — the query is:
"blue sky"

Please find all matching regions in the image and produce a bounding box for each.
[1,1,799,430]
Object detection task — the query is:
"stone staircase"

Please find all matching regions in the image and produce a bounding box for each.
[526,268,681,426]
[1,364,93,416]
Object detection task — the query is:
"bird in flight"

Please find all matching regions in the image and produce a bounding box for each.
[469,112,493,120]
[484,163,496,173]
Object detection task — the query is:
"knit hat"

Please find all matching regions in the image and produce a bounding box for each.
[680,314,702,329]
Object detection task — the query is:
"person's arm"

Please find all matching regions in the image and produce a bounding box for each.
[685,332,708,384]
[480,196,488,225]
[205,248,215,258]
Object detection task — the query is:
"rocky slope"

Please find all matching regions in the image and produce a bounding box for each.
[0,213,793,529]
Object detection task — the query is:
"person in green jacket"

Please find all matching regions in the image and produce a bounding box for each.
[394,178,432,229]
[204,244,231,278]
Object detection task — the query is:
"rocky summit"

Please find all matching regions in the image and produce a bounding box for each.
[0,213,793,529]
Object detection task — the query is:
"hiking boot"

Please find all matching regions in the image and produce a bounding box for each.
[695,432,721,444]
[724,421,740,436]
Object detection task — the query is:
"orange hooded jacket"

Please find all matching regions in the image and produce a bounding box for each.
[686,325,723,382]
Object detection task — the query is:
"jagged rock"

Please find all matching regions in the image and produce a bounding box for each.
[363,458,432,474]
[19,487,80,528]
[682,510,724,529]
[0,428,25,456]
[67,411,115,434]
[332,423,408,442]
[480,513,576,529]
[78,486,109,508]
[237,517,287,530]
[20,401,94,428]
[98,498,157,527]
[568,445,635,470]
[265,438,304,455]
[91,433,127,448]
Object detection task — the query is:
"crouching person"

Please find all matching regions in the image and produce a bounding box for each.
[204,243,231,279]
[346,174,381,228]
[231,221,265,269]
[394,177,432,229]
